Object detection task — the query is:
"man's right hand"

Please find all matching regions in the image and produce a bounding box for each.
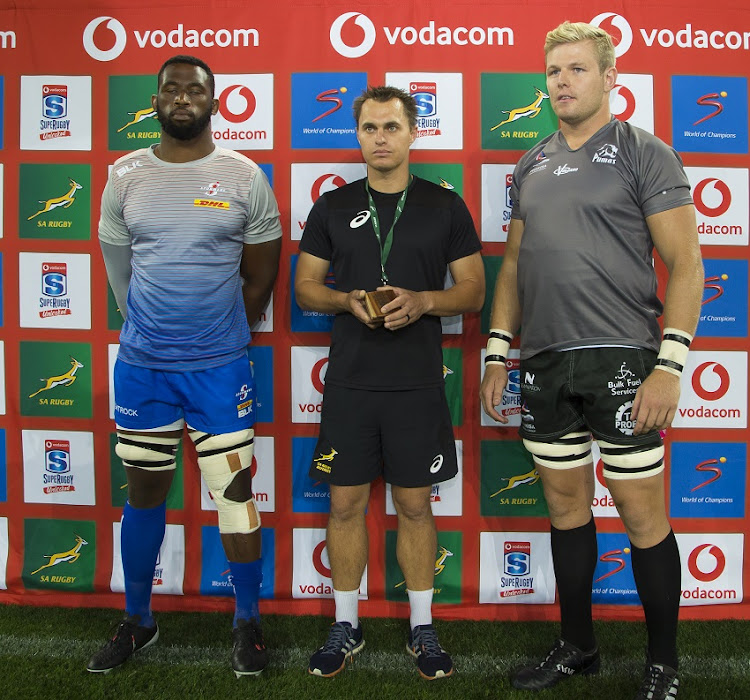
[480,363,510,423]
[346,289,381,329]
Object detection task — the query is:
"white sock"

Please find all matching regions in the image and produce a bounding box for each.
[333,589,359,629]
[407,588,433,630]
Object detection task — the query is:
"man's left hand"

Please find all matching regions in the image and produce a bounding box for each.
[631,370,682,435]
[379,286,427,331]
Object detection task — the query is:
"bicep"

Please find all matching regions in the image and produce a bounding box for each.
[240,239,282,284]
[448,251,484,285]
[647,204,700,273]
[294,251,331,287]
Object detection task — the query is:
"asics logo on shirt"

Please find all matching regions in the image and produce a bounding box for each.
[350,210,372,228]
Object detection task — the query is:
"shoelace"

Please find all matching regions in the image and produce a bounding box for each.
[643,665,676,696]
[413,628,443,658]
[539,641,566,668]
[321,624,354,655]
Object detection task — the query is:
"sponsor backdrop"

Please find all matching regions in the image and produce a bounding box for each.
[0,0,747,622]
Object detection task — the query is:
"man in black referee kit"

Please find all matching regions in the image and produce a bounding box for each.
[481,21,703,700]
[296,85,484,680]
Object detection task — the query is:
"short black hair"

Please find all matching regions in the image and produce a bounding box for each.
[352,86,418,129]
[157,55,215,97]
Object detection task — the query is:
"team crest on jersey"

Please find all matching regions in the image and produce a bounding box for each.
[200,182,229,196]
[592,144,618,164]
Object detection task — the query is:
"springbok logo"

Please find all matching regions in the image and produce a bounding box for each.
[28,357,84,398]
[30,534,88,575]
[314,448,338,463]
[491,88,549,131]
[27,178,83,220]
[490,467,540,497]
[395,546,453,588]
[117,106,156,133]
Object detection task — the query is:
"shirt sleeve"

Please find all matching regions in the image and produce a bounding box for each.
[98,178,131,245]
[298,195,333,262]
[636,132,694,217]
[447,194,482,263]
[243,168,282,244]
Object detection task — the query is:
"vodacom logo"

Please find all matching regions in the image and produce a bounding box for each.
[83,16,127,61]
[311,357,329,395]
[312,540,332,578]
[692,361,731,401]
[218,85,256,123]
[330,12,377,58]
[610,84,636,122]
[311,173,346,201]
[688,543,725,582]
[590,12,633,57]
[693,178,732,217]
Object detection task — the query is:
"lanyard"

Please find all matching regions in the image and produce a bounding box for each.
[365,179,409,285]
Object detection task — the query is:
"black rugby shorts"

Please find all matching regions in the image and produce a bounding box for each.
[308,384,458,487]
[518,347,661,445]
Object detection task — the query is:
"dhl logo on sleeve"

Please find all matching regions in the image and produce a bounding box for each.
[194,199,230,209]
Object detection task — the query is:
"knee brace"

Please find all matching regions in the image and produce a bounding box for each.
[523,431,593,469]
[598,436,664,480]
[115,432,180,471]
[190,428,260,534]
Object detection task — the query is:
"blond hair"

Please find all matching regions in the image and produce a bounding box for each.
[544,21,615,73]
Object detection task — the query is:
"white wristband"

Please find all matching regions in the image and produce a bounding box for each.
[485,329,513,365]
[654,327,693,377]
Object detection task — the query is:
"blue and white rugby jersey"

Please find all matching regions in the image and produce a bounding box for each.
[100,145,281,371]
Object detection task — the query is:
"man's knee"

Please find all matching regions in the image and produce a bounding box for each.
[391,486,433,522]
[190,428,260,534]
[329,484,370,522]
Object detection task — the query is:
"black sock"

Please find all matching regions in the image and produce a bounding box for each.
[630,530,680,670]
[551,516,597,652]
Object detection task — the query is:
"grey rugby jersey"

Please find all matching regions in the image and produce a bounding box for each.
[510,119,693,360]
[100,145,281,371]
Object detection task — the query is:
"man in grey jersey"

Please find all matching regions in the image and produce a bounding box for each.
[88,55,281,677]
[480,21,702,700]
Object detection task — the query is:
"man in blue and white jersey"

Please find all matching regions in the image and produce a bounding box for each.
[87,55,281,677]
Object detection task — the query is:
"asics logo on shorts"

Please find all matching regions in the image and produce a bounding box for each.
[430,454,444,474]
[349,211,371,228]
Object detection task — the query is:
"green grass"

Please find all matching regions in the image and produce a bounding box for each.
[1,605,748,699]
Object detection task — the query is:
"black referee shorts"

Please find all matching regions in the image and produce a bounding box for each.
[309,384,458,487]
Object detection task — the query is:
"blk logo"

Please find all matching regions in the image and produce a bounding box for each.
[590,12,633,57]
[703,273,728,305]
[693,178,731,217]
[311,357,328,395]
[691,456,724,492]
[313,88,346,122]
[42,85,67,119]
[218,85,256,123]
[312,540,332,578]
[83,16,128,61]
[311,173,346,202]
[687,544,725,582]
[692,362,730,401]
[610,83,636,121]
[694,91,727,126]
[329,12,377,58]
[594,548,629,583]
[503,541,530,576]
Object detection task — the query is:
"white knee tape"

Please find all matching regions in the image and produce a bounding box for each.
[598,439,665,480]
[190,428,261,534]
[523,431,592,469]
[115,432,180,471]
